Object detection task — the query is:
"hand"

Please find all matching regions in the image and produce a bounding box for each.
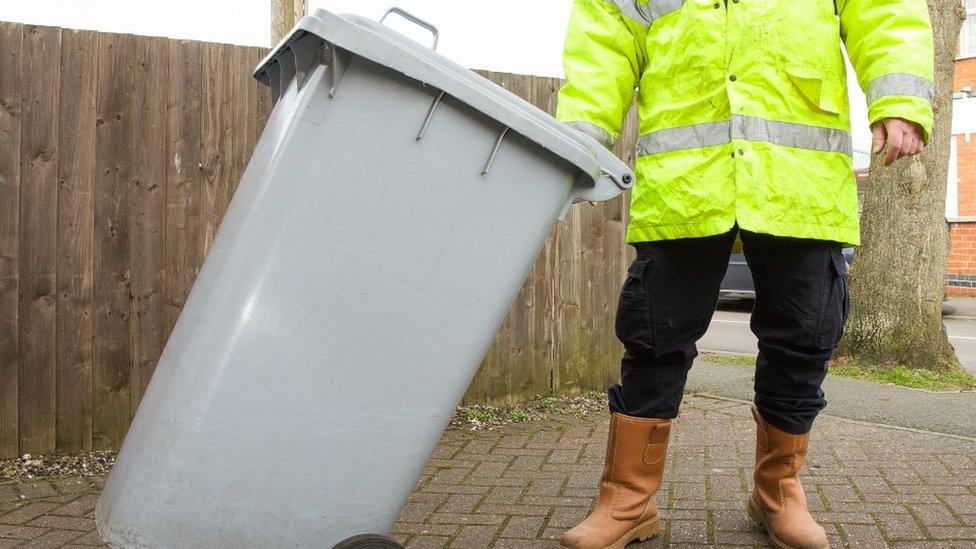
[871,118,924,167]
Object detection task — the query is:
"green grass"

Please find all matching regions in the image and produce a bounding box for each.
[828,361,976,392]
[700,351,976,392]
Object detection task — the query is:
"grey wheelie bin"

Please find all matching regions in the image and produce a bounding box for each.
[95,7,633,548]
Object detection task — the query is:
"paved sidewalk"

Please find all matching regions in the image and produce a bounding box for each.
[2,394,975,548]
[688,361,976,438]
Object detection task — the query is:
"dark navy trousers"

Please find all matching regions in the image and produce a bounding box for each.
[608,227,850,434]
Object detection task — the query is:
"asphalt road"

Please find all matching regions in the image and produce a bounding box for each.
[700,296,976,373]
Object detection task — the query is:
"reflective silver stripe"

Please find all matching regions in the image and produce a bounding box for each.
[566,121,616,149]
[642,0,685,25]
[637,121,729,155]
[605,0,651,26]
[636,115,852,157]
[866,73,934,105]
[730,115,853,156]
[604,0,685,27]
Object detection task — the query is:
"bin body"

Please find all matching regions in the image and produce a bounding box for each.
[96,10,632,548]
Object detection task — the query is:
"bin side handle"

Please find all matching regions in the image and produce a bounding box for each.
[380,7,440,50]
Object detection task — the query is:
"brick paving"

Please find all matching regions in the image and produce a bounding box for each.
[2,394,975,548]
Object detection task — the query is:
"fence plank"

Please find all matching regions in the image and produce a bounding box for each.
[18,25,62,453]
[510,75,550,402]
[0,22,25,458]
[243,48,259,182]
[129,36,168,413]
[56,29,97,451]
[555,186,586,395]
[247,47,271,154]
[227,44,246,220]
[200,43,229,256]
[501,72,542,402]
[534,77,561,396]
[534,77,561,398]
[163,40,203,341]
[252,49,272,144]
[538,73,590,396]
[92,32,132,450]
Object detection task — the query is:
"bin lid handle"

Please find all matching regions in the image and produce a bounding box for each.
[380,7,439,50]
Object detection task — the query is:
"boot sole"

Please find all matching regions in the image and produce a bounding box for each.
[558,514,661,549]
[746,498,829,549]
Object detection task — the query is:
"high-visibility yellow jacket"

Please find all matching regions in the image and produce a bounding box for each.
[557,0,934,245]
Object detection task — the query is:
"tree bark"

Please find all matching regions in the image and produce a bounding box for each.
[271,0,305,44]
[836,0,965,370]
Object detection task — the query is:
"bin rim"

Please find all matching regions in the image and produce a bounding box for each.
[253,8,634,201]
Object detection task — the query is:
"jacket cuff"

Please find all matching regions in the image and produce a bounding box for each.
[865,74,934,145]
[867,95,934,146]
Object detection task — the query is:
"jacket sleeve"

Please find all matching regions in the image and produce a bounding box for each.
[837,0,935,143]
[556,0,647,149]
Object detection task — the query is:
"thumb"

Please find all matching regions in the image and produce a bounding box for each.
[871,123,887,154]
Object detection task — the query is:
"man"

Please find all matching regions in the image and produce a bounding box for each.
[555,0,933,548]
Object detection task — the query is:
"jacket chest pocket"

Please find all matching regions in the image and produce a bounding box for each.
[785,67,847,115]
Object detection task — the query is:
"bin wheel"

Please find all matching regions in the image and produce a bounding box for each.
[332,534,404,549]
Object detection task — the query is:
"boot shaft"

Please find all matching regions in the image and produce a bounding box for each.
[603,413,671,494]
[748,405,828,549]
[751,406,811,512]
[561,413,671,549]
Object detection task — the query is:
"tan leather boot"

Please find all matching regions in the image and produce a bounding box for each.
[560,413,670,549]
[746,405,828,549]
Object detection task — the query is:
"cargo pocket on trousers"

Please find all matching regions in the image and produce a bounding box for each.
[615,255,656,354]
[814,250,849,349]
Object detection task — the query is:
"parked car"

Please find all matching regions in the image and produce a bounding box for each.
[719,248,855,300]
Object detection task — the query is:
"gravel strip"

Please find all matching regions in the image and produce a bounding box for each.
[449,393,608,431]
[1,451,116,481]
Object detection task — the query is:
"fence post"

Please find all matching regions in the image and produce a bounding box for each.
[271,0,306,44]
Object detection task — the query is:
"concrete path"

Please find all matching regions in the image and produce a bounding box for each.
[945,296,976,320]
[702,297,976,373]
[2,394,975,548]
[687,361,976,438]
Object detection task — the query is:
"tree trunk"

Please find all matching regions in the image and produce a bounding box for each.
[836,0,965,370]
[271,0,306,44]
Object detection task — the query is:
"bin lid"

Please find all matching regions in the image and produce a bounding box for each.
[253,8,634,201]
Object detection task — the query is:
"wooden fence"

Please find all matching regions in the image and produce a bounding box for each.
[0,21,638,458]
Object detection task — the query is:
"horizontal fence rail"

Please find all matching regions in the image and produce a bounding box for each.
[0,21,638,458]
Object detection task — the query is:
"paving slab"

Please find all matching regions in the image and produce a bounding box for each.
[2,395,974,548]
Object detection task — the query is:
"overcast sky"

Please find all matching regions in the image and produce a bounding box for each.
[0,0,873,159]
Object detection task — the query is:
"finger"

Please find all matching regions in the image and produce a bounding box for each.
[902,134,918,159]
[872,123,887,154]
[914,136,924,155]
[885,126,903,166]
